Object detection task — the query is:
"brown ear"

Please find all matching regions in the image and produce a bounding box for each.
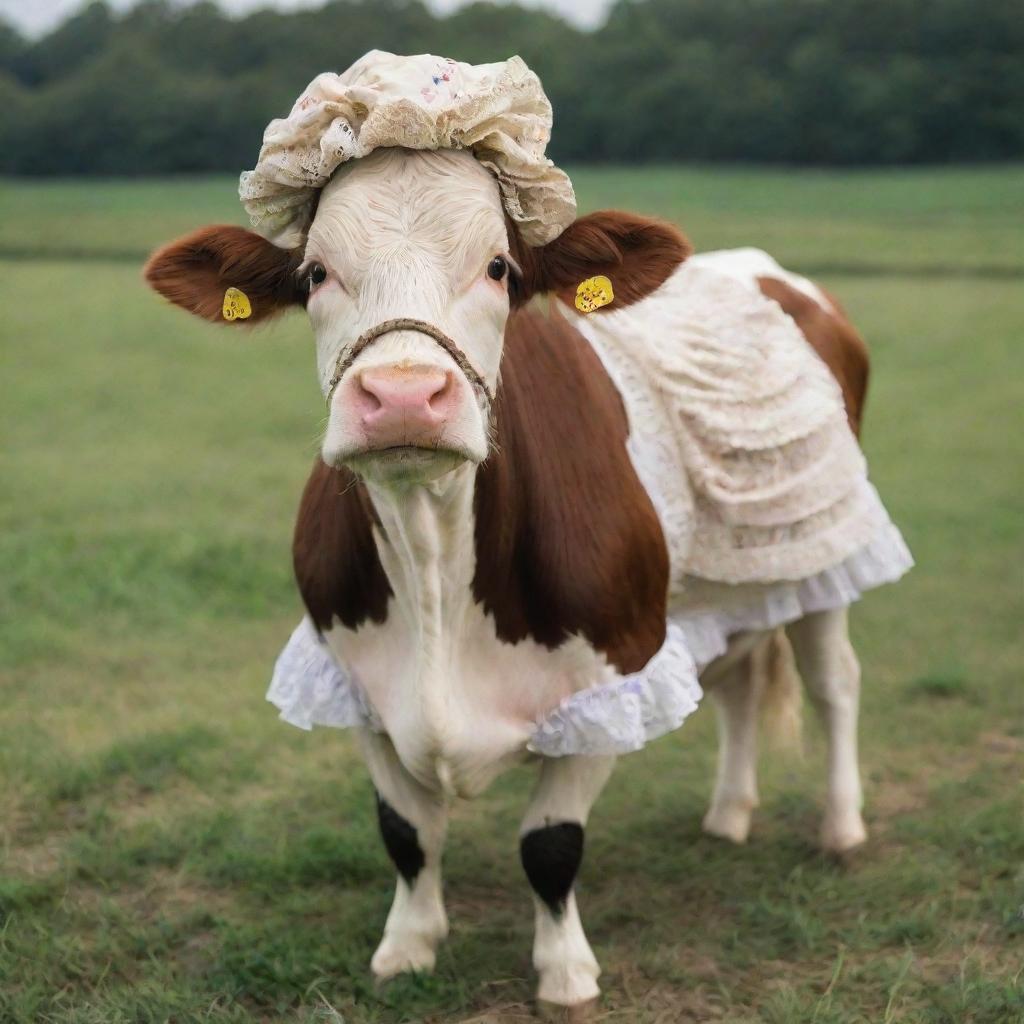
[143,225,305,324]
[509,210,691,311]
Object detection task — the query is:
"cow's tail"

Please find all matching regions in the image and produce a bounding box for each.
[754,628,803,752]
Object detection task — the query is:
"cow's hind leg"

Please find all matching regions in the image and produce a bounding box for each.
[359,730,449,979]
[702,653,761,843]
[521,754,615,1014]
[786,608,867,852]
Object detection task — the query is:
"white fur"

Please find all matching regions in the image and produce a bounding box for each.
[786,609,867,851]
[701,633,765,843]
[307,148,511,469]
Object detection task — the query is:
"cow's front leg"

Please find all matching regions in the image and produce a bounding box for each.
[359,730,449,979]
[520,754,615,1014]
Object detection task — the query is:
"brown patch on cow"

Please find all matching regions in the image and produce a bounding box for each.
[507,211,691,312]
[293,460,392,631]
[473,306,669,673]
[757,276,870,437]
[144,224,305,324]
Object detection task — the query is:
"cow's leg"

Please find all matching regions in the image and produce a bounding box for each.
[702,655,760,843]
[520,754,615,1013]
[786,608,867,852]
[359,730,449,979]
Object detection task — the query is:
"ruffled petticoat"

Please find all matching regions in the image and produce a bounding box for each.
[267,496,911,757]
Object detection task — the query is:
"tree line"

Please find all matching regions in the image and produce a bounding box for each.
[1,0,1021,175]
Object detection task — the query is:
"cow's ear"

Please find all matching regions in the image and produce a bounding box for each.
[144,225,305,324]
[509,211,691,311]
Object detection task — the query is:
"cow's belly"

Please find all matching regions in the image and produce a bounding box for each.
[324,606,615,797]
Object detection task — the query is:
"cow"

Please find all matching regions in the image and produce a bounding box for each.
[144,144,909,1014]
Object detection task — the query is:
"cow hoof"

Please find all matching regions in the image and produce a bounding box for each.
[370,933,438,980]
[820,812,867,853]
[536,964,600,1018]
[537,996,600,1022]
[702,801,753,844]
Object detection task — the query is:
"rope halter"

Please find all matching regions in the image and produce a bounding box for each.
[326,318,495,406]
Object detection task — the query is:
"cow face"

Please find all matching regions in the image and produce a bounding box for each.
[305,149,508,482]
[144,148,690,485]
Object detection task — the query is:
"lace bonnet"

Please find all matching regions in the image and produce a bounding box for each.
[238,50,577,249]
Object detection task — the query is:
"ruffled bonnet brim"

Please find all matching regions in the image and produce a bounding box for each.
[238,50,576,249]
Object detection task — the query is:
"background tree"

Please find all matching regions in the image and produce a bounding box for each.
[0,0,1021,174]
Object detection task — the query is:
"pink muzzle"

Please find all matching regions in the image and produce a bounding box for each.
[354,366,458,446]
[327,318,494,452]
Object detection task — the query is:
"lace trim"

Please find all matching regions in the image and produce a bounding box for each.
[526,623,702,756]
[675,518,913,669]
[267,619,380,732]
[266,522,912,755]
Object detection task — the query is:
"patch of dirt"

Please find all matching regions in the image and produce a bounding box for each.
[450,1003,537,1023]
[913,927,1024,981]
[99,774,221,829]
[73,865,231,930]
[871,778,929,820]
[865,728,1023,855]
[605,971,729,1022]
[2,833,67,877]
[595,951,755,1022]
[2,775,220,882]
[977,730,1024,757]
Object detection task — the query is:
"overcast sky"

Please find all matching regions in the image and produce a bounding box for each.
[0,0,614,38]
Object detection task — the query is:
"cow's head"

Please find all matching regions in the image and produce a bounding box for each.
[145,148,689,485]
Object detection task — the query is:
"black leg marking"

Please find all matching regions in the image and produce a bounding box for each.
[520,822,584,916]
[376,794,425,886]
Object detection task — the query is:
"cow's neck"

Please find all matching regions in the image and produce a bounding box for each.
[363,464,478,647]
[359,463,480,771]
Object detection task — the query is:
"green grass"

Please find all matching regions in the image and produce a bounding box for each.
[1,166,1023,1023]
[2,163,1023,274]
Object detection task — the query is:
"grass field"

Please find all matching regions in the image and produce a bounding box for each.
[1,166,1022,1023]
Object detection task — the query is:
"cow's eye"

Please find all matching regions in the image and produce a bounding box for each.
[487,256,508,282]
[308,263,327,288]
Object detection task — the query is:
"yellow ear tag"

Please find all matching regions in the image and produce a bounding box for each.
[222,287,252,321]
[574,275,614,313]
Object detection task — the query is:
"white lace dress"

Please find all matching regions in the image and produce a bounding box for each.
[268,257,913,756]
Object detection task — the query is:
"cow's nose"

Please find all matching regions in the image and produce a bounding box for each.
[355,366,455,440]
